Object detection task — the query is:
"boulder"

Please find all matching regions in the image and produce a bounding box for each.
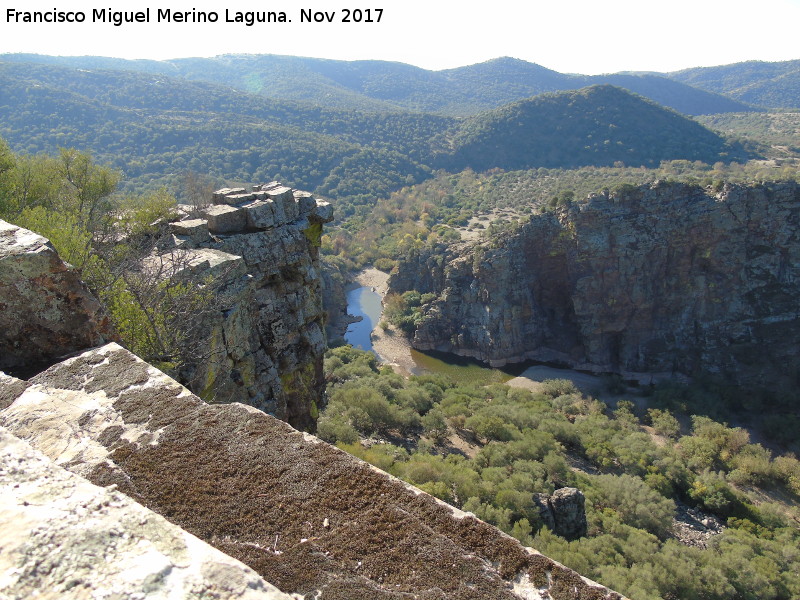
[535,487,588,540]
[311,200,334,223]
[204,205,247,234]
[0,220,115,375]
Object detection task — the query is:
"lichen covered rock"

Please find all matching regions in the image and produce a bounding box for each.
[0,426,293,600]
[0,220,115,375]
[163,183,334,429]
[534,488,588,540]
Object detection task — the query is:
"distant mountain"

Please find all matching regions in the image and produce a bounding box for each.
[440,58,753,116]
[1,53,754,116]
[0,61,450,206]
[447,85,748,171]
[0,60,754,208]
[667,59,800,109]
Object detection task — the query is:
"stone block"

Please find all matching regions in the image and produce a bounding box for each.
[204,205,247,234]
[243,200,277,230]
[310,200,334,223]
[221,193,255,205]
[169,219,211,244]
[294,190,317,215]
[265,185,294,203]
[281,194,299,222]
[212,187,246,204]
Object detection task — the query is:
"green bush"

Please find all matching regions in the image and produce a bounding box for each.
[584,473,675,537]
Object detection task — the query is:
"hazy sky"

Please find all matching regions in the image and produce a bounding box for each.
[2,0,799,73]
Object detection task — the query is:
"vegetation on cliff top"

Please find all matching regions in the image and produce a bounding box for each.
[321,159,800,273]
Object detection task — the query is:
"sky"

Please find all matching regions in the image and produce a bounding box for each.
[1,0,799,74]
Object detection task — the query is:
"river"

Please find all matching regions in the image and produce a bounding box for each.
[343,286,382,352]
[344,283,523,384]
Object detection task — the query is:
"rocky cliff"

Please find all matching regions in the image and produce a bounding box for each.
[0,209,624,600]
[157,183,333,429]
[391,181,800,393]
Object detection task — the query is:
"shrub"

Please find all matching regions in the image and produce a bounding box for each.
[585,473,675,537]
[316,414,360,445]
[421,409,449,442]
[689,470,745,517]
[647,408,681,439]
[539,379,579,398]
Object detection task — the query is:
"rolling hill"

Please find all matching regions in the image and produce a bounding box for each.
[2,53,755,116]
[667,59,800,109]
[0,59,754,209]
[446,85,748,170]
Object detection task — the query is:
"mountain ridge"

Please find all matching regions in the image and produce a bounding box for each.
[0,60,749,202]
[667,58,800,109]
[1,52,759,115]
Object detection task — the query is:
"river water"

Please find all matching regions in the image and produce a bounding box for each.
[344,286,382,352]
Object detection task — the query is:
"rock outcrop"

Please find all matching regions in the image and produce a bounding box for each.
[0,425,292,600]
[534,488,588,541]
[391,181,800,393]
[0,220,115,375]
[158,183,334,429]
[0,213,625,600]
[1,343,623,600]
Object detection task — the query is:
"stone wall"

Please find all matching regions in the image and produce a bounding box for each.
[160,182,334,430]
[391,181,800,392]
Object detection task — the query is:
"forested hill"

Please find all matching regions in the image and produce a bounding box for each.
[3,53,754,116]
[667,59,800,109]
[0,60,449,201]
[0,60,753,209]
[447,85,749,170]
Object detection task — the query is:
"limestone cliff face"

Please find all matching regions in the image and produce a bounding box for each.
[159,183,334,430]
[391,181,800,392]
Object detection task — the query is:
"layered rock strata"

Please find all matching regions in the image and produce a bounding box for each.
[391,181,800,392]
[0,343,623,600]
[0,220,115,375]
[160,182,334,429]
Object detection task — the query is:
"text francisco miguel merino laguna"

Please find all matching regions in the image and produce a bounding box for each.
[6,7,385,26]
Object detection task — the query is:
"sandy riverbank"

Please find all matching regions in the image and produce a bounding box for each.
[506,365,604,395]
[351,267,390,294]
